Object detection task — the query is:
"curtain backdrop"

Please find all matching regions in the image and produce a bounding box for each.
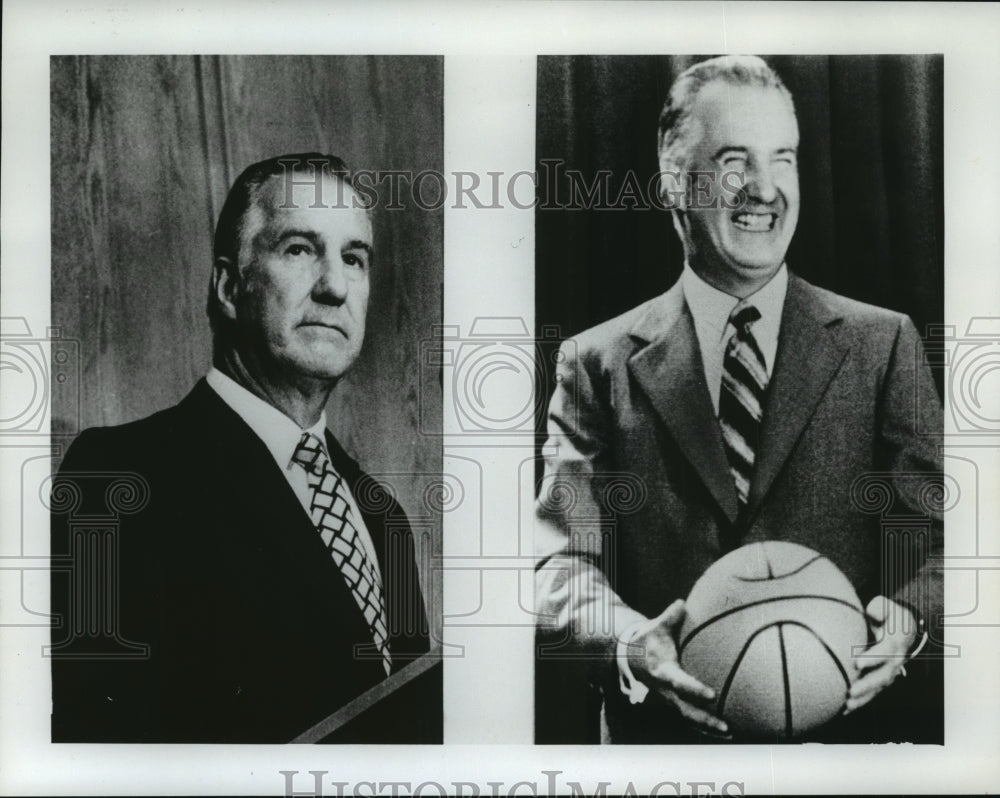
[51,55,443,612]
[534,54,944,743]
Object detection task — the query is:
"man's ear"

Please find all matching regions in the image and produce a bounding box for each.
[657,146,690,244]
[657,152,688,213]
[212,257,241,322]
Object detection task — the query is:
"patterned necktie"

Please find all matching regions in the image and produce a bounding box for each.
[292,432,392,676]
[719,302,769,506]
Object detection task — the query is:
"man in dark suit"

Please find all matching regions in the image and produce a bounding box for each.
[535,56,943,743]
[50,153,432,743]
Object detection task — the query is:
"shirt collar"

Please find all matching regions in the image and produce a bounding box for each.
[682,262,788,344]
[205,367,329,471]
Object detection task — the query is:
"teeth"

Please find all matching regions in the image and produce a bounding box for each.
[733,213,774,232]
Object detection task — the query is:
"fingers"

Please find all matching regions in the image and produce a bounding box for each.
[662,690,730,736]
[655,598,686,632]
[865,596,917,647]
[845,660,904,713]
[852,605,912,678]
[865,595,889,626]
[853,634,895,669]
[851,594,914,681]
[651,659,727,735]
[642,599,729,735]
[847,624,908,711]
[652,659,715,703]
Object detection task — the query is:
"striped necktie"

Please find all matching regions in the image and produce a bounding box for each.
[719,302,769,506]
[292,432,392,676]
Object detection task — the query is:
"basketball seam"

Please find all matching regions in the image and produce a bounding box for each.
[778,622,792,739]
[717,622,774,718]
[714,620,852,740]
[678,594,866,653]
[782,620,854,690]
[734,554,826,582]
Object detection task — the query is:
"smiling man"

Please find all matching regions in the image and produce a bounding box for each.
[535,57,944,743]
[51,154,430,743]
[669,78,799,296]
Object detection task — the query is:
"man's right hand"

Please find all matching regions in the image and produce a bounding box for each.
[625,599,730,736]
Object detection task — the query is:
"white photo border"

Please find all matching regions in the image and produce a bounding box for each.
[2,1,998,795]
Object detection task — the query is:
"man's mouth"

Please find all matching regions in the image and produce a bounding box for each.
[301,322,347,336]
[732,212,777,233]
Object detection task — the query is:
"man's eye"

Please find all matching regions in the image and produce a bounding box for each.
[285,244,312,257]
[343,253,368,269]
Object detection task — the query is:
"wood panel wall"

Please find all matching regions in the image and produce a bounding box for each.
[51,55,443,608]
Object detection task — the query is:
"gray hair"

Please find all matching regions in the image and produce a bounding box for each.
[657,55,796,179]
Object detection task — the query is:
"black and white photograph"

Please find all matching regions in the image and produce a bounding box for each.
[47,55,444,744]
[1,2,999,795]
[533,54,945,744]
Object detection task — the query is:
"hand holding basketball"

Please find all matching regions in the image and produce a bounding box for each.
[626,599,730,736]
[678,541,870,739]
[845,596,917,714]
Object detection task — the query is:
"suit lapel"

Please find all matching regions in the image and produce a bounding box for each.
[628,285,740,524]
[745,275,849,519]
[181,382,374,633]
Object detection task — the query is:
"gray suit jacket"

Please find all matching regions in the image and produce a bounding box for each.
[535,273,943,742]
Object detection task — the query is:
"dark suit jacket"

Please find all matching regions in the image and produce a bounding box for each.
[535,273,944,743]
[51,379,430,743]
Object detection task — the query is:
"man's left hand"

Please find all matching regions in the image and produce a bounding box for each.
[845,596,917,714]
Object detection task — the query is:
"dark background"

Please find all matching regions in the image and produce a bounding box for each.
[534,54,944,743]
[50,54,443,647]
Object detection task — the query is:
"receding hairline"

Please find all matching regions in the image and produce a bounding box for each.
[232,170,372,261]
[684,80,800,143]
[690,76,796,107]
[247,168,366,213]
[657,56,797,173]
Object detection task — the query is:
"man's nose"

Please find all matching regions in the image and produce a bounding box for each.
[744,161,778,204]
[313,256,349,303]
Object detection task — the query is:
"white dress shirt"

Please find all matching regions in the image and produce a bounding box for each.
[682,262,788,414]
[205,367,380,567]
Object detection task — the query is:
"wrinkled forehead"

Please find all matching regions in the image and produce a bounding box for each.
[688,82,799,153]
[241,172,372,249]
[259,170,364,211]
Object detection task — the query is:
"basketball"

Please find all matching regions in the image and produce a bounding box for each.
[678,541,869,740]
